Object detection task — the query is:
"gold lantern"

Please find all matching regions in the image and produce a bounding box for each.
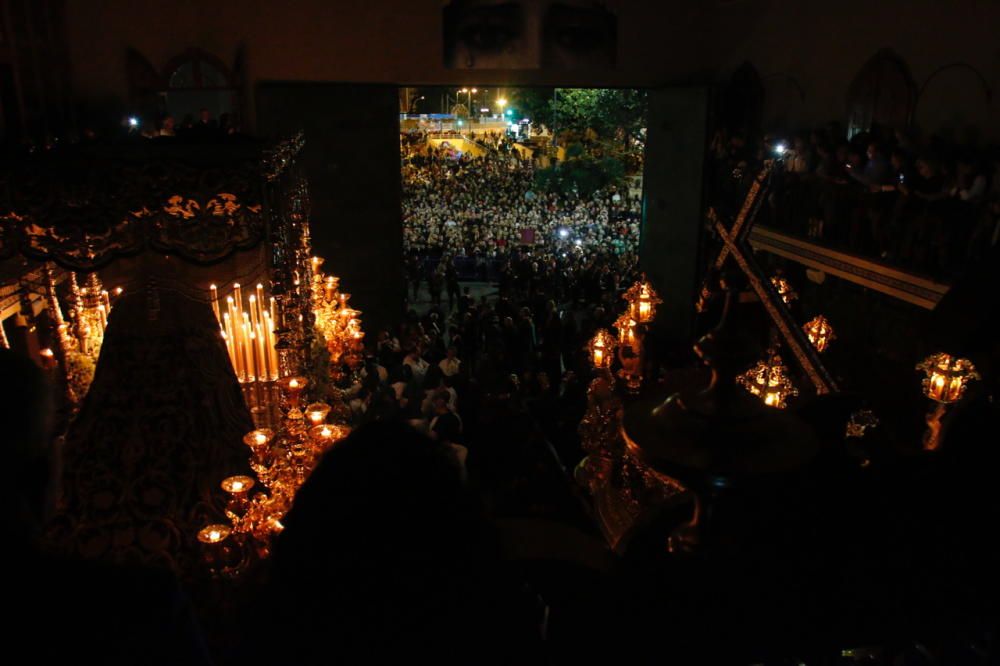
[916,353,980,404]
[587,329,617,370]
[770,276,797,305]
[623,278,662,324]
[613,313,638,349]
[803,315,835,353]
[737,351,798,409]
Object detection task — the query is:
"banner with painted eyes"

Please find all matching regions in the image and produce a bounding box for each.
[443,1,618,69]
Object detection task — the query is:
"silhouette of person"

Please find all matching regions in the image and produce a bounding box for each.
[257,420,541,662]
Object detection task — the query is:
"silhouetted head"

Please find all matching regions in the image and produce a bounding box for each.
[269,421,486,648]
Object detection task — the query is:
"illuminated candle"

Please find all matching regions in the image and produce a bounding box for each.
[306,402,331,425]
[310,423,350,449]
[255,284,265,318]
[249,295,259,333]
[255,323,268,381]
[226,295,238,335]
[638,300,650,321]
[39,347,56,370]
[222,312,235,369]
[197,524,233,576]
[310,424,334,444]
[221,475,255,497]
[250,329,261,380]
[241,321,253,382]
[210,284,220,322]
[588,329,615,370]
[243,428,273,450]
[220,328,231,366]
[198,524,231,545]
[284,376,308,410]
[257,326,267,380]
[233,283,243,309]
[263,311,279,380]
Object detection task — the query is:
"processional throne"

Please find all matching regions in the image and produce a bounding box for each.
[0,134,349,574]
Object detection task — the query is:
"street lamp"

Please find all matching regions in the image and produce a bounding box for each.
[496,97,507,117]
[458,87,477,116]
[408,95,425,114]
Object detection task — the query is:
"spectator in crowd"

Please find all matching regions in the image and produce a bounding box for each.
[710,121,997,280]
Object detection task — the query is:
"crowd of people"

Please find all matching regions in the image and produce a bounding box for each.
[401,142,641,280]
[387,134,643,506]
[350,246,639,475]
[709,123,1000,280]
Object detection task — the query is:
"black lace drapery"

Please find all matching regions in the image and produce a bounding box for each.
[52,288,253,574]
[0,142,267,271]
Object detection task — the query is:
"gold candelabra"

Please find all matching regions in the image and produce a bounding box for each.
[41,266,122,403]
[200,377,353,576]
[309,256,365,379]
[200,255,364,575]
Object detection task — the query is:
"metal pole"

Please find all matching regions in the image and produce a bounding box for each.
[552,88,558,148]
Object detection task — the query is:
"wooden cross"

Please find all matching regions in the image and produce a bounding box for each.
[701,162,838,395]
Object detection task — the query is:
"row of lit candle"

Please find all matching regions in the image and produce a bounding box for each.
[211,283,280,383]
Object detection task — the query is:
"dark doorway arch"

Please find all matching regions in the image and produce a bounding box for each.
[915,63,992,141]
[161,48,241,128]
[846,49,916,138]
